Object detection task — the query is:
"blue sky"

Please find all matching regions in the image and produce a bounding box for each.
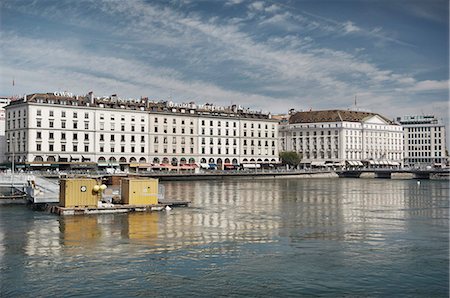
[0,0,448,123]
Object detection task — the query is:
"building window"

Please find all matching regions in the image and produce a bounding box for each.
[37,110,42,116]
[73,122,78,129]
[37,120,41,128]
[131,146,135,153]
[37,132,42,139]
[85,133,89,141]
[61,111,66,117]
[73,145,78,152]
[36,144,41,151]
[85,113,89,119]
[73,112,77,118]
[84,145,89,152]
[121,146,125,153]
[141,147,145,153]
[85,122,89,130]
[49,132,54,140]
[49,144,54,151]
[73,133,78,140]
[61,144,66,152]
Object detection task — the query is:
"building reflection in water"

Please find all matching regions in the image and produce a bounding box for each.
[125,212,159,244]
[13,179,447,259]
[158,181,281,254]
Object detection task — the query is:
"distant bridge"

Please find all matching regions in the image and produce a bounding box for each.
[335,168,450,179]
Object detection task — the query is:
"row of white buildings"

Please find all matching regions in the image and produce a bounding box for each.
[2,92,448,170]
[4,92,278,171]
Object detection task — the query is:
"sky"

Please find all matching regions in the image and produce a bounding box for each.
[0,0,448,124]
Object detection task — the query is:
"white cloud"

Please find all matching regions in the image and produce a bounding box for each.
[410,80,449,91]
[343,21,360,33]
[249,1,264,11]
[0,0,446,118]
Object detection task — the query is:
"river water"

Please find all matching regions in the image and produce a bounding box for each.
[0,178,448,297]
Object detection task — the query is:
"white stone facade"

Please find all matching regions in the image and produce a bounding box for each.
[279,110,404,167]
[0,97,10,163]
[396,115,447,167]
[4,93,279,170]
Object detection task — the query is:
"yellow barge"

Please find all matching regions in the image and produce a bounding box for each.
[52,177,189,216]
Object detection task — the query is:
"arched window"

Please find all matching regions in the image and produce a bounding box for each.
[98,157,106,162]
[129,157,137,162]
[119,157,127,163]
[139,157,146,163]
[189,158,195,164]
[232,158,238,165]
[34,156,44,162]
[224,158,230,164]
[153,157,160,164]
[208,158,215,163]
[200,158,207,163]
[47,156,56,162]
[180,158,187,165]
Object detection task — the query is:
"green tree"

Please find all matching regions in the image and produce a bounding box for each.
[279,151,302,167]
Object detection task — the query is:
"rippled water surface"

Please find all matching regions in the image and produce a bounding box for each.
[1,178,448,297]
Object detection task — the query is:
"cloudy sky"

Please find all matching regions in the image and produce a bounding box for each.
[0,0,448,122]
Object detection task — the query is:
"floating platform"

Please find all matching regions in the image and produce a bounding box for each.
[48,200,190,216]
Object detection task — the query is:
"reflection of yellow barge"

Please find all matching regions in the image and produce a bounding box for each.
[51,178,189,215]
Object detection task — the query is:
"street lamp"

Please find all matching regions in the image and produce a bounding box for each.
[7,137,15,193]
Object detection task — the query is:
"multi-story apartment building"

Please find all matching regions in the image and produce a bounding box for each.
[0,96,11,163]
[279,110,403,167]
[396,115,447,167]
[4,92,278,171]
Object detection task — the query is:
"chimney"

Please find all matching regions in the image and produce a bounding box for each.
[88,91,94,104]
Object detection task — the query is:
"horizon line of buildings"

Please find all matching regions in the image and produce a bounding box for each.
[1,92,448,171]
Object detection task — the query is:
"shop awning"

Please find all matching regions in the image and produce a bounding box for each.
[98,162,119,167]
[311,161,326,166]
[242,164,261,169]
[200,163,209,169]
[180,164,197,169]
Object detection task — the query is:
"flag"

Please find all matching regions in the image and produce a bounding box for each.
[12,79,14,86]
